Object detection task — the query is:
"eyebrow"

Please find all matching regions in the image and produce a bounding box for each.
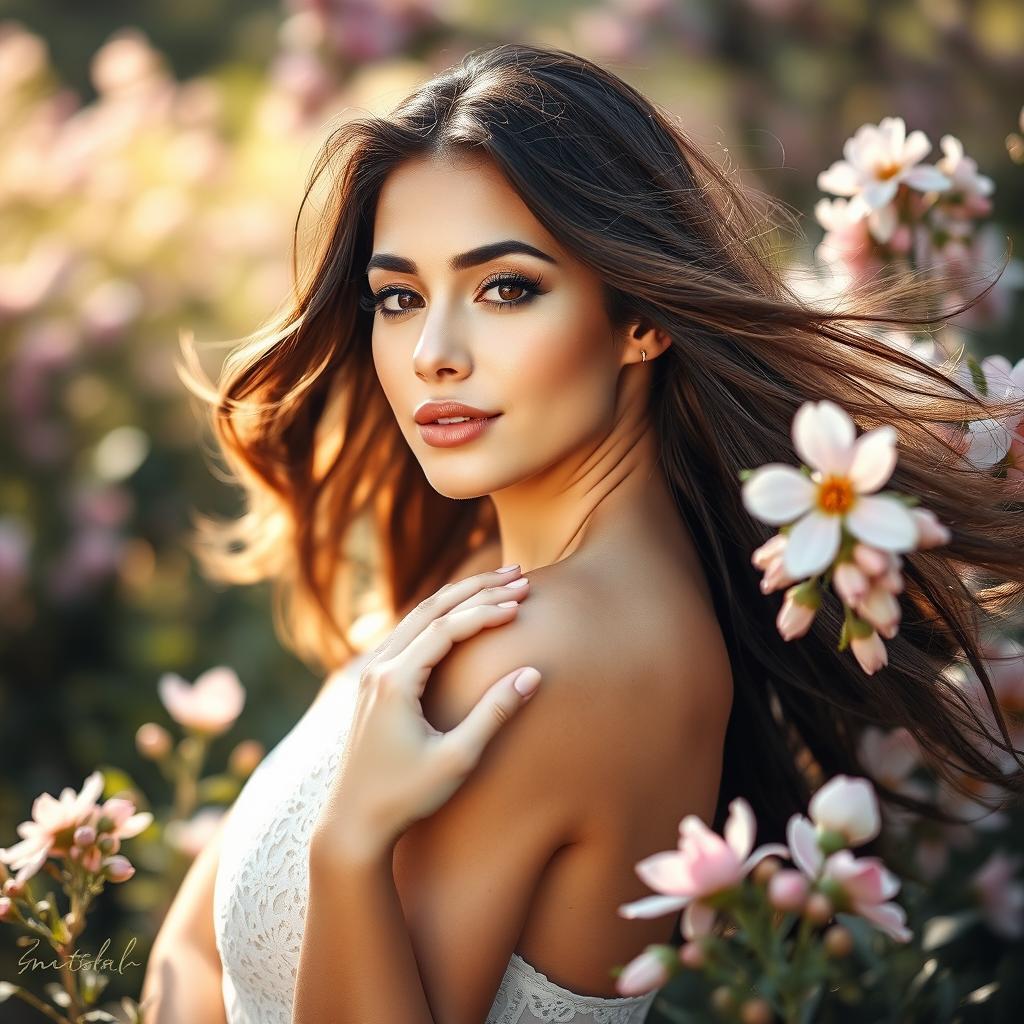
[365,239,558,276]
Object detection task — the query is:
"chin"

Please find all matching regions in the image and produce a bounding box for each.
[419,461,518,502]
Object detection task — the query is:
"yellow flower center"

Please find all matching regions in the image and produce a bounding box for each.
[875,162,902,181]
[816,476,855,515]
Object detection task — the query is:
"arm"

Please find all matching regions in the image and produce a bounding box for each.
[294,596,585,1024]
[141,815,229,1024]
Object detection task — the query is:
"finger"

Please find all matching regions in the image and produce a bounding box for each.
[372,565,524,662]
[439,667,543,768]
[394,602,524,696]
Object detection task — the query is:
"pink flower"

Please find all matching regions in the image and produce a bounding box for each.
[909,508,951,549]
[102,855,136,883]
[787,815,910,942]
[0,771,104,884]
[158,666,245,736]
[833,561,869,605]
[93,797,153,844]
[619,798,788,939]
[751,533,800,595]
[821,851,912,943]
[850,629,888,675]
[776,584,819,640]
[857,727,919,791]
[971,850,1024,939]
[768,869,809,911]
[741,400,919,579]
[164,807,226,859]
[853,584,901,638]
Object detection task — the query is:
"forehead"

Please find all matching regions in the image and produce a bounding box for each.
[371,151,564,261]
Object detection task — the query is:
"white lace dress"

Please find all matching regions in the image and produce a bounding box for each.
[213,649,659,1024]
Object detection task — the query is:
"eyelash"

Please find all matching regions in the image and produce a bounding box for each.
[359,269,546,320]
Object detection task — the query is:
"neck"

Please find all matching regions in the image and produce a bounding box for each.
[488,414,680,574]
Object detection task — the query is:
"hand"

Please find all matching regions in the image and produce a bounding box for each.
[312,565,542,863]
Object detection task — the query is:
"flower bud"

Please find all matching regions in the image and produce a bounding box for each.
[804,891,834,926]
[102,856,135,883]
[3,878,25,898]
[751,856,782,886]
[776,582,820,641]
[135,722,173,760]
[740,997,774,1024]
[614,945,675,996]
[824,924,854,958]
[833,561,869,605]
[768,869,809,912]
[0,897,12,920]
[35,900,50,915]
[710,986,736,1014]
[850,629,888,674]
[851,542,890,577]
[73,825,96,848]
[678,941,705,970]
[228,739,265,778]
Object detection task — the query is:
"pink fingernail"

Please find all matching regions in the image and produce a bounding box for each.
[497,564,520,573]
[513,668,542,697]
[497,600,519,608]
[504,577,528,588]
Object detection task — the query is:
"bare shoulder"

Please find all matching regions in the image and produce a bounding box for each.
[422,551,734,830]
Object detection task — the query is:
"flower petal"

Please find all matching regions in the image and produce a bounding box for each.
[847,426,898,494]
[845,495,918,552]
[792,401,856,475]
[724,798,755,863]
[782,511,841,578]
[787,814,822,879]
[742,465,816,525]
[634,850,695,896]
[618,893,691,919]
[683,901,717,939]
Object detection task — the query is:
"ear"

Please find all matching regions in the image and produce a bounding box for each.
[620,316,671,366]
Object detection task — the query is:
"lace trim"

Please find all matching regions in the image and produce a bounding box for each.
[503,954,655,1011]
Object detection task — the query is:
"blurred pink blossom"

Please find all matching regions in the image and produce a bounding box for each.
[0,771,104,884]
[158,666,246,736]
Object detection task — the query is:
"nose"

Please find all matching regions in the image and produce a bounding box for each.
[412,326,471,382]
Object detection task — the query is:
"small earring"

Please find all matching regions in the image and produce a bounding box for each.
[641,349,647,363]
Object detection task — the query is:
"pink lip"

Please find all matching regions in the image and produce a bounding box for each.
[417,414,501,448]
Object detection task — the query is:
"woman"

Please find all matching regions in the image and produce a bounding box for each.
[142,42,1024,1023]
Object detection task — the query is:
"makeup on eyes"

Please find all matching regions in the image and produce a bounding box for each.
[359,267,547,319]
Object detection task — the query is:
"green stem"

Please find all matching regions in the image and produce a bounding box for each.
[7,985,75,1024]
[778,913,816,1023]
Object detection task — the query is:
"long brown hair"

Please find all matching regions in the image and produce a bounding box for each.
[178,42,1024,842]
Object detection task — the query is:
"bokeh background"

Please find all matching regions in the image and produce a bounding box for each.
[1,1,1022,1020]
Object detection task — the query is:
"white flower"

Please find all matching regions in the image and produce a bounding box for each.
[935,135,995,217]
[741,400,919,578]
[953,355,1024,469]
[817,117,951,243]
[808,774,882,846]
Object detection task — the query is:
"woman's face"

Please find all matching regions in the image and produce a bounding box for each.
[367,151,636,500]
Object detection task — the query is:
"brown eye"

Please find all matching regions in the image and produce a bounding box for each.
[495,282,525,301]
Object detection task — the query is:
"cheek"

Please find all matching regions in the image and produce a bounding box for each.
[502,304,618,441]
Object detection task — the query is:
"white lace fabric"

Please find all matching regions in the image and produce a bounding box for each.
[213,650,657,1024]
